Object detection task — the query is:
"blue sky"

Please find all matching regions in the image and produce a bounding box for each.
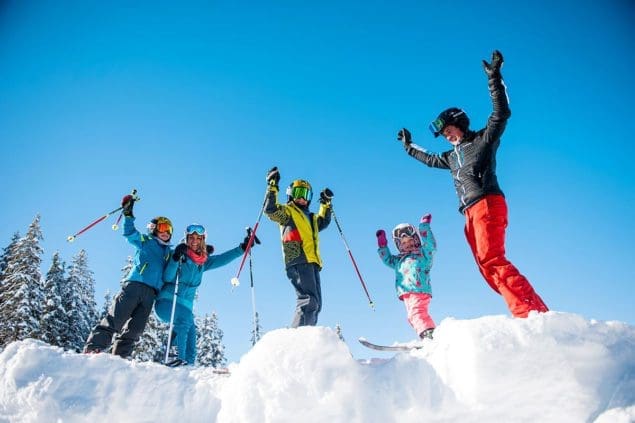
[1,1,634,362]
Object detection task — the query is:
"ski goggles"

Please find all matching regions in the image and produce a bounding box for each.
[155,221,173,234]
[290,186,312,202]
[186,224,206,236]
[392,224,416,239]
[429,118,445,136]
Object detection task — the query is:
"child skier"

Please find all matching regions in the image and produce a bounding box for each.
[264,166,333,328]
[84,194,172,357]
[376,213,437,340]
[155,223,254,367]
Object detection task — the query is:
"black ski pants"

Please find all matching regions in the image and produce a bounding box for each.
[84,281,157,358]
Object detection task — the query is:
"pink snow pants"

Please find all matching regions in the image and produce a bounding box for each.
[401,292,435,336]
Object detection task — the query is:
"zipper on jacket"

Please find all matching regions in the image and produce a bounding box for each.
[139,263,147,274]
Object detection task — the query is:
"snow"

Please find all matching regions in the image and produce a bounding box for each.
[1,312,634,423]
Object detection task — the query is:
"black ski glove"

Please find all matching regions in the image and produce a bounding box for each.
[206,244,215,255]
[320,188,334,204]
[266,166,280,188]
[397,128,412,145]
[172,243,188,262]
[483,50,504,78]
[240,228,261,251]
[121,194,135,217]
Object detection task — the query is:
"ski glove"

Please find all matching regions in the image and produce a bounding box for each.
[421,214,432,224]
[376,229,388,248]
[240,232,261,251]
[172,243,188,262]
[483,50,504,78]
[266,166,280,188]
[319,188,334,204]
[121,195,135,217]
[397,128,412,145]
[206,244,215,255]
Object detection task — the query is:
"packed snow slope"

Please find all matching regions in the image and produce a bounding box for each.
[1,312,634,423]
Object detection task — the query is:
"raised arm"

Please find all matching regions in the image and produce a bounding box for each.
[397,128,451,170]
[418,214,437,259]
[482,50,511,143]
[264,166,291,225]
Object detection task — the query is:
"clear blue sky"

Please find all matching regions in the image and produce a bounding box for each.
[1,1,634,362]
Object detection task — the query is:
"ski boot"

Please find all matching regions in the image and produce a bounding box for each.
[165,358,189,367]
[419,328,434,340]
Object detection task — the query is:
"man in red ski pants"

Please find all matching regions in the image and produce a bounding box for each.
[397,50,548,317]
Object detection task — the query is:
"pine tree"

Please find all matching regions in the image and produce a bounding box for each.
[98,290,112,322]
[0,232,20,282]
[250,311,263,346]
[40,252,68,347]
[64,250,97,352]
[120,255,133,287]
[196,311,226,367]
[0,216,45,347]
[132,312,168,363]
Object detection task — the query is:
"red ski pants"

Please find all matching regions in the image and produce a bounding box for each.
[464,194,548,318]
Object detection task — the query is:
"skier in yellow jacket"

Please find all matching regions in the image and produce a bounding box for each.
[264,166,333,327]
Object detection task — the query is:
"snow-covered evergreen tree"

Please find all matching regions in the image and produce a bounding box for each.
[64,250,97,352]
[40,252,68,347]
[196,311,226,367]
[120,256,133,287]
[0,232,20,283]
[132,312,168,363]
[250,311,263,346]
[98,290,112,322]
[0,216,44,347]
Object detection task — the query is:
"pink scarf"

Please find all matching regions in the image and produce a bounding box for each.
[186,248,207,265]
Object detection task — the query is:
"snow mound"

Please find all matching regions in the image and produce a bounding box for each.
[1,312,634,423]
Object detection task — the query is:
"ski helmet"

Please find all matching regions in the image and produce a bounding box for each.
[147,216,173,240]
[286,179,313,204]
[429,107,470,137]
[392,223,421,252]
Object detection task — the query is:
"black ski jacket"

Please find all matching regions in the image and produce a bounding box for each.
[405,73,511,214]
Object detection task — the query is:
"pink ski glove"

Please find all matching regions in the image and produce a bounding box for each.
[376,229,387,248]
[420,214,432,224]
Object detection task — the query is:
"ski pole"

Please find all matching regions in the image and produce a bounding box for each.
[230,193,267,288]
[331,206,375,310]
[67,189,139,242]
[246,227,261,343]
[164,257,184,364]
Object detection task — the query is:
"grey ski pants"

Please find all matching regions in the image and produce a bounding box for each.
[286,262,322,327]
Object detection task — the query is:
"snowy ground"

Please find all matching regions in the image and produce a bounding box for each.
[1,312,634,423]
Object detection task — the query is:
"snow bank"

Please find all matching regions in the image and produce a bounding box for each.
[1,312,634,423]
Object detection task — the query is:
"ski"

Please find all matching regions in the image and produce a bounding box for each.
[358,337,424,352]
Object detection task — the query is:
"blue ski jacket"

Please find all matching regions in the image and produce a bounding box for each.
[123,216,171,292]
[378,221,436,298]
[158,246,243,311]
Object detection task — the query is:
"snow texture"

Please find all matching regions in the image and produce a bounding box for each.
[1,311,634,423]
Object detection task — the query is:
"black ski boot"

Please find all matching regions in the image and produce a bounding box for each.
[419,328,434,340]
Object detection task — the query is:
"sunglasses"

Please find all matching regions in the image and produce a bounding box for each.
[291,186,312,201]
[186,224,206,236]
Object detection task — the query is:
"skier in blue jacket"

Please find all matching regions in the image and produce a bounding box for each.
[154,224,254,366]
[84,195,172,357]
[376,213,437,340]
